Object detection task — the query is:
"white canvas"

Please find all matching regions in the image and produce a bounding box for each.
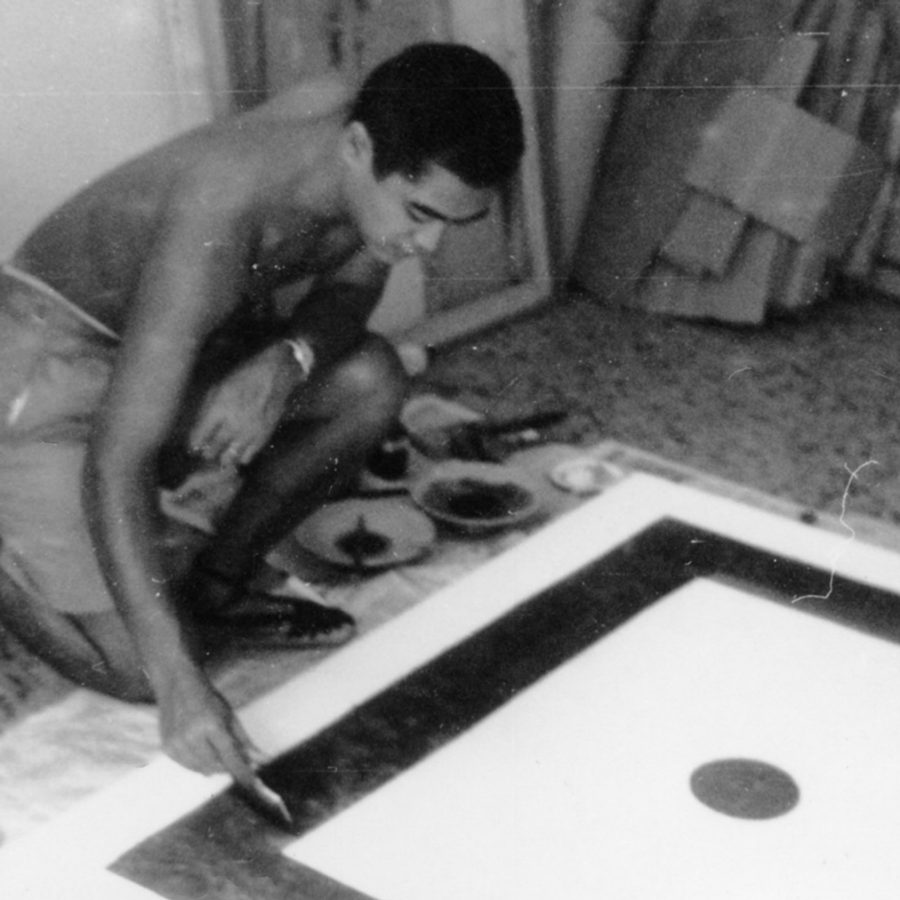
[286,578,900,899]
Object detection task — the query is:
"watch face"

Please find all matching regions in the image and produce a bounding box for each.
[285,338,315,378]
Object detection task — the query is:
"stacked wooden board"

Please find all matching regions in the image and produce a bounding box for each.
[572,0,900,324]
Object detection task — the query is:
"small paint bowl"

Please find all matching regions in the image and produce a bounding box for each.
[548,457,623,496]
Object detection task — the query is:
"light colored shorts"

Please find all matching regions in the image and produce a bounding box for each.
[0,265,121,614]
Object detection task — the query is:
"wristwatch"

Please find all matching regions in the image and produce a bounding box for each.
[283,337,316,381]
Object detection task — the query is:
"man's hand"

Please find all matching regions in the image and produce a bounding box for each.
[189,342,303,467]
[157,669,265,783]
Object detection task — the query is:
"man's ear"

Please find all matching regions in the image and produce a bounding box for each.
[342,121,374,171]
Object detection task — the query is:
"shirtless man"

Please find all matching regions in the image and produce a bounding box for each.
[0,43,524,785]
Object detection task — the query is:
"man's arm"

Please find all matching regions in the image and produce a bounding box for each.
[187,249,389,466]
[283,249,390,369]
[83,165,263,779]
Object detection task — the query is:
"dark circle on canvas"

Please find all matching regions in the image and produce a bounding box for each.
[690,759,800,820]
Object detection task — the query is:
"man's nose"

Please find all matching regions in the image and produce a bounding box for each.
[413,220,445,254]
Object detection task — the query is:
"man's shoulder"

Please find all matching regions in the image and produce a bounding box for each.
[190,92,345,179]
[243,74,352,123]
[110,78,349,197]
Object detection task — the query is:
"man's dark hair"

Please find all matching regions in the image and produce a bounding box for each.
[349,42,524,188]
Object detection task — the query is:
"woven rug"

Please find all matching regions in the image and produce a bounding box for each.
[0,630,72,732]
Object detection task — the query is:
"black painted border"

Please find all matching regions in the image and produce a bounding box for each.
[111,518,900,899]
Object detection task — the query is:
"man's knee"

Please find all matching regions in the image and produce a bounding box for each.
[328,334,407,423]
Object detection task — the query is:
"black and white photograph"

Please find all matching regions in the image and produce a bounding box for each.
[1,1,899,897]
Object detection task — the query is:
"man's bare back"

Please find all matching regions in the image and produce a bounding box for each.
[13,92,362,335]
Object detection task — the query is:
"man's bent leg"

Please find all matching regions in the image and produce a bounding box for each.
[0,566,151,702]
[194,334,407,593]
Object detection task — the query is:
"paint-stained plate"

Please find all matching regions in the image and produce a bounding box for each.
[294,497,436,569]
[411,460,543,533]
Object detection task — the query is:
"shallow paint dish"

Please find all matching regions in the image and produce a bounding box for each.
[294,497,436,569]
[411,460,544,533]
[549,456,624,496]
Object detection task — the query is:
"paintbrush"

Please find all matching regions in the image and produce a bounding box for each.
[446,408,569,461]
[408,408,569,460]
[235,771,294,830]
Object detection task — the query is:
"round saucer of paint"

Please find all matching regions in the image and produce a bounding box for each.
[294,497,436,569]
[411,461,543,533]
[548,457,623,496]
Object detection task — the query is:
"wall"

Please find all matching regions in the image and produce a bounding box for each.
[0,1,643,305]
[0,0,221,259]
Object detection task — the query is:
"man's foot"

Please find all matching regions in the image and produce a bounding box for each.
[185,566,356,649]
